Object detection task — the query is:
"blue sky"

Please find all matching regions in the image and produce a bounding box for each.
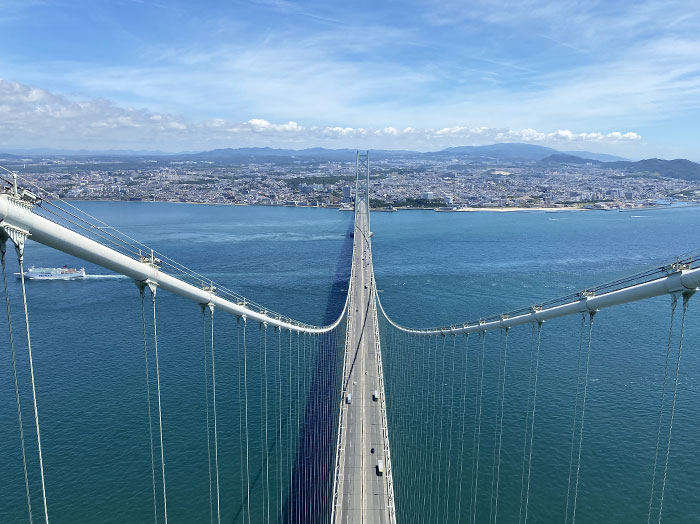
[1,0,699,158]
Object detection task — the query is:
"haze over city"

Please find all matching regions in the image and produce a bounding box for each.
[1,0,699,160]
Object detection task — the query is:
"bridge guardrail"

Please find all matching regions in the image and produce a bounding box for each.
[330,211,360,523]
[370,264,397,523]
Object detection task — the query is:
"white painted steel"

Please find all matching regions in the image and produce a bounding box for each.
[0,194,347,333]
[377,267,700,335]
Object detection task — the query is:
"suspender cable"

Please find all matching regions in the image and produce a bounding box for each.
[493,328,509,524]
[277,328,283,522]
[302,332,308,522]
[434,334,448,521]
[288,329,293,517]
[140,288,158,524]
[295,330,301,524]
[209,306,222,524]
[518,324,536,524]
[1,241,33,524]
[647,296,678,524]
[419,335,433,522]
[236,318,246,524]
[490,330,506,524]
[17,243,50,524]
[471,332,487,524]
[263,322,270,524]
[571,313,595,524]
[444,334,458,524]
[413,334,425,523]
[149,285,168,524]
[456,334,471,523]
[242,317,251,524]
[259,325,266,521]
[201,307,214,524]
[657,293,691,524]
[523,322,543,524]
[429,334,440,522]
[565,315,587,524]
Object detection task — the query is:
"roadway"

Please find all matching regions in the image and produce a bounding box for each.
[334,201,394,523]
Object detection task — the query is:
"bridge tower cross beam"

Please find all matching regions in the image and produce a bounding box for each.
[355,150,370,211]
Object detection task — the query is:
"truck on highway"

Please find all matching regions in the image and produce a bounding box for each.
[376,459,384,476]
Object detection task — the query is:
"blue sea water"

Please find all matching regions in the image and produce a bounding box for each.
[0,202,699,523]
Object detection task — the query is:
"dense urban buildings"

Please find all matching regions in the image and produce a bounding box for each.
[3,150,699,211]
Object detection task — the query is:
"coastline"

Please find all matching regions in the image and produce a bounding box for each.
[450,206,583,212]
[61,199,699,213]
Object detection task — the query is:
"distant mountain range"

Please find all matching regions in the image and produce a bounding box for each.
[439,143,626,162]
[2,142,699,180]
[539,154,700,181]
[183,143,627,163]
[2,143,624,162]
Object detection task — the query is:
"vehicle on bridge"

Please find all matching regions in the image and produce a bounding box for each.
[346,393,352,405]
[376,459,384,476]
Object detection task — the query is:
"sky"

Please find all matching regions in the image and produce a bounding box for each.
[0,0,699,159]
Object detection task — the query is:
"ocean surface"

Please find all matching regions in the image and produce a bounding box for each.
[1,202,699,523]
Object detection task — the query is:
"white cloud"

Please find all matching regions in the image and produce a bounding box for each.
[0,0,699,146]
[247,118,303,132]
[0,78,643,152]
[424,125,640,144]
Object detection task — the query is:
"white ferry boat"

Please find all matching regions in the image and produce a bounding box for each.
[20,266,86,280]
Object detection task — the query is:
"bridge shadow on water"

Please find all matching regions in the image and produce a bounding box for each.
[227,221,352,524]
[282,219,353,523]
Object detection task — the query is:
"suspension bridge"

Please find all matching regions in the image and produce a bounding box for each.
[0,154,698,523]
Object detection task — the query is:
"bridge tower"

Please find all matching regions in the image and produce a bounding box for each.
[333,151,396,523]
[355,151,370,214]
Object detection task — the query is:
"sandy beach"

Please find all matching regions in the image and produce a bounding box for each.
[452,206,584,212]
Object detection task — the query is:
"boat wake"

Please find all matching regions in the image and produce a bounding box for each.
[82,274,128,279]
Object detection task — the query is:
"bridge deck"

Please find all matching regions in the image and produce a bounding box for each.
[334,202,394,523]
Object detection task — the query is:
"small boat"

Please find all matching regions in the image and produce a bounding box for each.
[19,266,86,280]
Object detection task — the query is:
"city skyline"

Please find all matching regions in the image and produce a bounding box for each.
[1,1,699,159]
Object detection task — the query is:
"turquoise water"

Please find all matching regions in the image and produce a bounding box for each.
[1,203,699,522]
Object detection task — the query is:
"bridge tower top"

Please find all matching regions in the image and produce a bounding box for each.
[355,151,370,209]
